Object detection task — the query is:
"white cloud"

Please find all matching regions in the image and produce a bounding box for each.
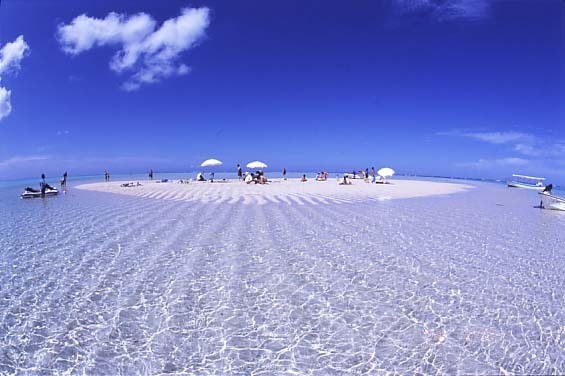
[0,155,49,170]
[0,35,29,75]
[458,157,529,169]
[394,0,490,21]
[0,87,11,121]
[0,35,30,122]
[463,131,533,144]
[513,143,540,157]
[438,130,534,144]
[57,7,210,90]
[440,129,565,162]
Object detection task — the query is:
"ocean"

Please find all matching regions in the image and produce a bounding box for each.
[0,177,563,374]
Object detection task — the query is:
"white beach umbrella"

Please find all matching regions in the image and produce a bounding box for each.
[201,158,223,167]
[378,167,395,178]
[246,161,268,169]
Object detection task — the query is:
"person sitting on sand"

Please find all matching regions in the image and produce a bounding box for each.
[301,174,308,182]
[256,170,267,184]
[339,175,352,185]
[196,172,206,182]
[245,172,254,184]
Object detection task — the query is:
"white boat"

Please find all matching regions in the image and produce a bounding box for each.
[539,190,565,211]
[21,187,59,199]
[507,174,545,190]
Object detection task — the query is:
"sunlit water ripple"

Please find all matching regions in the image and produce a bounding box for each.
[0,181,563,375]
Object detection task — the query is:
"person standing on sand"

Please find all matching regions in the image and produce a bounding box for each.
[237,164,242,180]
[149,169,153,180]
[283,168,287,180]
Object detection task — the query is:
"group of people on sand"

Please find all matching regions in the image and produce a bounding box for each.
[300,171,328,182]
[138,165,385,185]
[245,170,267,184]
[235,163,268,184]
[316,171,329,181]
[104,171,110,182]
[347,167,384,184]
[121,181,142,187]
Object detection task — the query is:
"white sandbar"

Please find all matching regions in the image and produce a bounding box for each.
[76,178,472,205]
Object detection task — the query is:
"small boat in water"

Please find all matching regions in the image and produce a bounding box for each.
[538,185,565,211]
[507,174,545,190]
[21,186,59,199]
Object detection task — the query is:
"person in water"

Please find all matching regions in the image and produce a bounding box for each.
[282,168,287,180]
[61,171,67,188]
[40,174,47,195]
[40,174,55,194]
[149,169,153,180]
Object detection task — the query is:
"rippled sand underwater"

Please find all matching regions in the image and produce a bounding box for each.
[0,182,563,375]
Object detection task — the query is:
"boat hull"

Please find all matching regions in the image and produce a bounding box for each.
[507,181,545,191]
[539,192,565,211]
[21,189,59,199]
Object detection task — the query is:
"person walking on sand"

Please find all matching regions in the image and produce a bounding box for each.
[237,164,243,180]
[283,168,287,180]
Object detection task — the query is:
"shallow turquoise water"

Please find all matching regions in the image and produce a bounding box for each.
[0,179,563,374]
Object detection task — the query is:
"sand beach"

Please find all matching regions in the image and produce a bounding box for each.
[76,178,472,205]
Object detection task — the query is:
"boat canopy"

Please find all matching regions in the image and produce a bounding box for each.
[512,174,545,181]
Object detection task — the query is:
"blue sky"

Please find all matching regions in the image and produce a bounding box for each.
[0,0,562,183]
